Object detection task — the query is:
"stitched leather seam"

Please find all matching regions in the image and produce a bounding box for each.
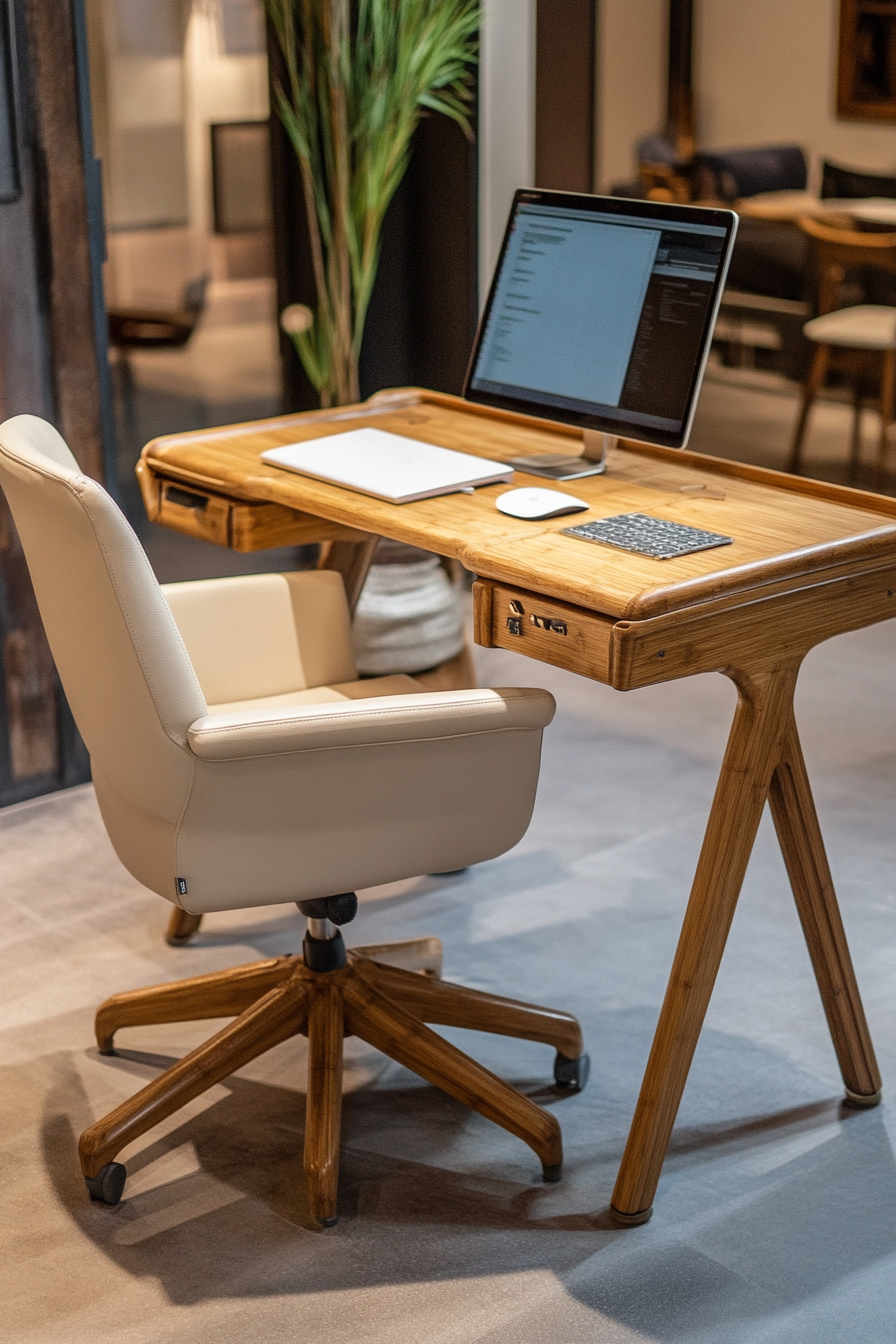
[188,698,551,747]
[190,724,537,762]
[172,753,197,906]
[71,479,206,747]
[189,692,550,735]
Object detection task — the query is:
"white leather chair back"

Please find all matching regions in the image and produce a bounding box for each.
[0,415,556,914]
[163,570,357,709]
[0,415,205,830]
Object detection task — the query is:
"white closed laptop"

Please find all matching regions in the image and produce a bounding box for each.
[261,427,513,504]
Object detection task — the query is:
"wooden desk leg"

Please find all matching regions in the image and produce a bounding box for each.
[611,659,882,1224]
[610,662,801,1225]
[318,536,380,613]
[768,713,881,1106]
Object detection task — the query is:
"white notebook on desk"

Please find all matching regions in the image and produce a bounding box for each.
[260,427,513,504]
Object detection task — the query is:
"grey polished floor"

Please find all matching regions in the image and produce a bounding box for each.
[1,619,894,1344]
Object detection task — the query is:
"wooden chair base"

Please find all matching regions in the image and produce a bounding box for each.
[80,942,585,1225]
[165,907,202,945]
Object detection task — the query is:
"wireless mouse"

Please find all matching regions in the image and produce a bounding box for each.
[496,487,590,521]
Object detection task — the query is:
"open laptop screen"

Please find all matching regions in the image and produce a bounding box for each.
[464,191,737,449]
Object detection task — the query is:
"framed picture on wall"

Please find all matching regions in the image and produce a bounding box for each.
[211,120,273,234]
[837,0,896,122]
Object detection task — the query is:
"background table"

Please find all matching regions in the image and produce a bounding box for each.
[140,387,896,1222]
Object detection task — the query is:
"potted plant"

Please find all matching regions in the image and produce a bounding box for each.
[265,0,480,681]
[265,0,479,408]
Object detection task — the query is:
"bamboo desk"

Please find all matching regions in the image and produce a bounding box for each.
[140,388,896,1224]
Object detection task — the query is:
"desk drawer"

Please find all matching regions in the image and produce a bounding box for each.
[473,580,615,684]
[136,461,367,551]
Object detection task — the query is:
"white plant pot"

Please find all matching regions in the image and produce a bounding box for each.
[352,554,464,676]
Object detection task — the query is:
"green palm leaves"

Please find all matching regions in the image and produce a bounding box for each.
[264,0,479,406]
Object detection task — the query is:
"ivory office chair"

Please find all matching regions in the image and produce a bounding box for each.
[0,415,588,1226]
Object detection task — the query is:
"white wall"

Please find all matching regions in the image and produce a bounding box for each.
[596,0,896,193]
[478,0,536,305]
[697,0,895,185]
[183,6,269,238]
[595,0,665,191]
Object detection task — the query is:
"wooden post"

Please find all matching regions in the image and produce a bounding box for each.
[535,0,596,193]
[667,0,695,161]
[0,0,110,804]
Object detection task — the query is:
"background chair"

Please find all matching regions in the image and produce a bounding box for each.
[0,415,588,1226]
[789,218,896,482]
[820,159,896,204]
[694,143,808,203]
[107,274,209,422]
[695,146,812,379]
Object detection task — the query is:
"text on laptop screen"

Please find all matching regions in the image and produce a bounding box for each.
[466,198,733,446]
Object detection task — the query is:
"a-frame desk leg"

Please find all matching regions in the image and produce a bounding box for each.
[768,710,881,1106]
[610,657,881,1225]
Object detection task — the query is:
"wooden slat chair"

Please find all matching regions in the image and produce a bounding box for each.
[788,218,896,483]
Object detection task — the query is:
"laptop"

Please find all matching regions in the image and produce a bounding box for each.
[261,427,513,504]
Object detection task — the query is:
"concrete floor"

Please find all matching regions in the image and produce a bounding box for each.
[2,324,893,1341]
[1,620,894,1343]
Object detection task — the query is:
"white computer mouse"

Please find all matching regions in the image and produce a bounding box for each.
[496,487,589,520]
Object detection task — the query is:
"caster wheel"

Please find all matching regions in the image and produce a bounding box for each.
[554,1051,590,1093]
[85,1162,126,1205]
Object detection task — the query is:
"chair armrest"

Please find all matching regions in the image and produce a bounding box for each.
[187,687,555,761]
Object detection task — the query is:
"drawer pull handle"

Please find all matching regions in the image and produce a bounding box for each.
[165,485,208,512]
[529,614,568,635]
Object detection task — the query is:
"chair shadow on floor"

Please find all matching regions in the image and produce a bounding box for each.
[34,1011,896,1327]
[41,1048,618,1309]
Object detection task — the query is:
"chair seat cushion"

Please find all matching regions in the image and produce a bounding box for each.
[804,305,896,349]
[207,673,422,716]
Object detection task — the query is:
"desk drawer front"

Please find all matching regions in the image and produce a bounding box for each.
[158,482,233,545]
[137,461,368,552]
[473,581,614,683]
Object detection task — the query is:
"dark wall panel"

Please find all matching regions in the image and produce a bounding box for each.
[0,0,105,805]
[360,110,478,400]
[535,0,595,193]
[268,19,479,411]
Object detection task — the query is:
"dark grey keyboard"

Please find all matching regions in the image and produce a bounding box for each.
[562,512,733,560]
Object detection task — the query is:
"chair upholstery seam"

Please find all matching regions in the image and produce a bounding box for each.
[69,476,207,748]
[190,691,550,733]
[189,724,537,763]
[188,692,551,742]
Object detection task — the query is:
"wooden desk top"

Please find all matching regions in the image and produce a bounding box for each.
[142,389,896,622]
